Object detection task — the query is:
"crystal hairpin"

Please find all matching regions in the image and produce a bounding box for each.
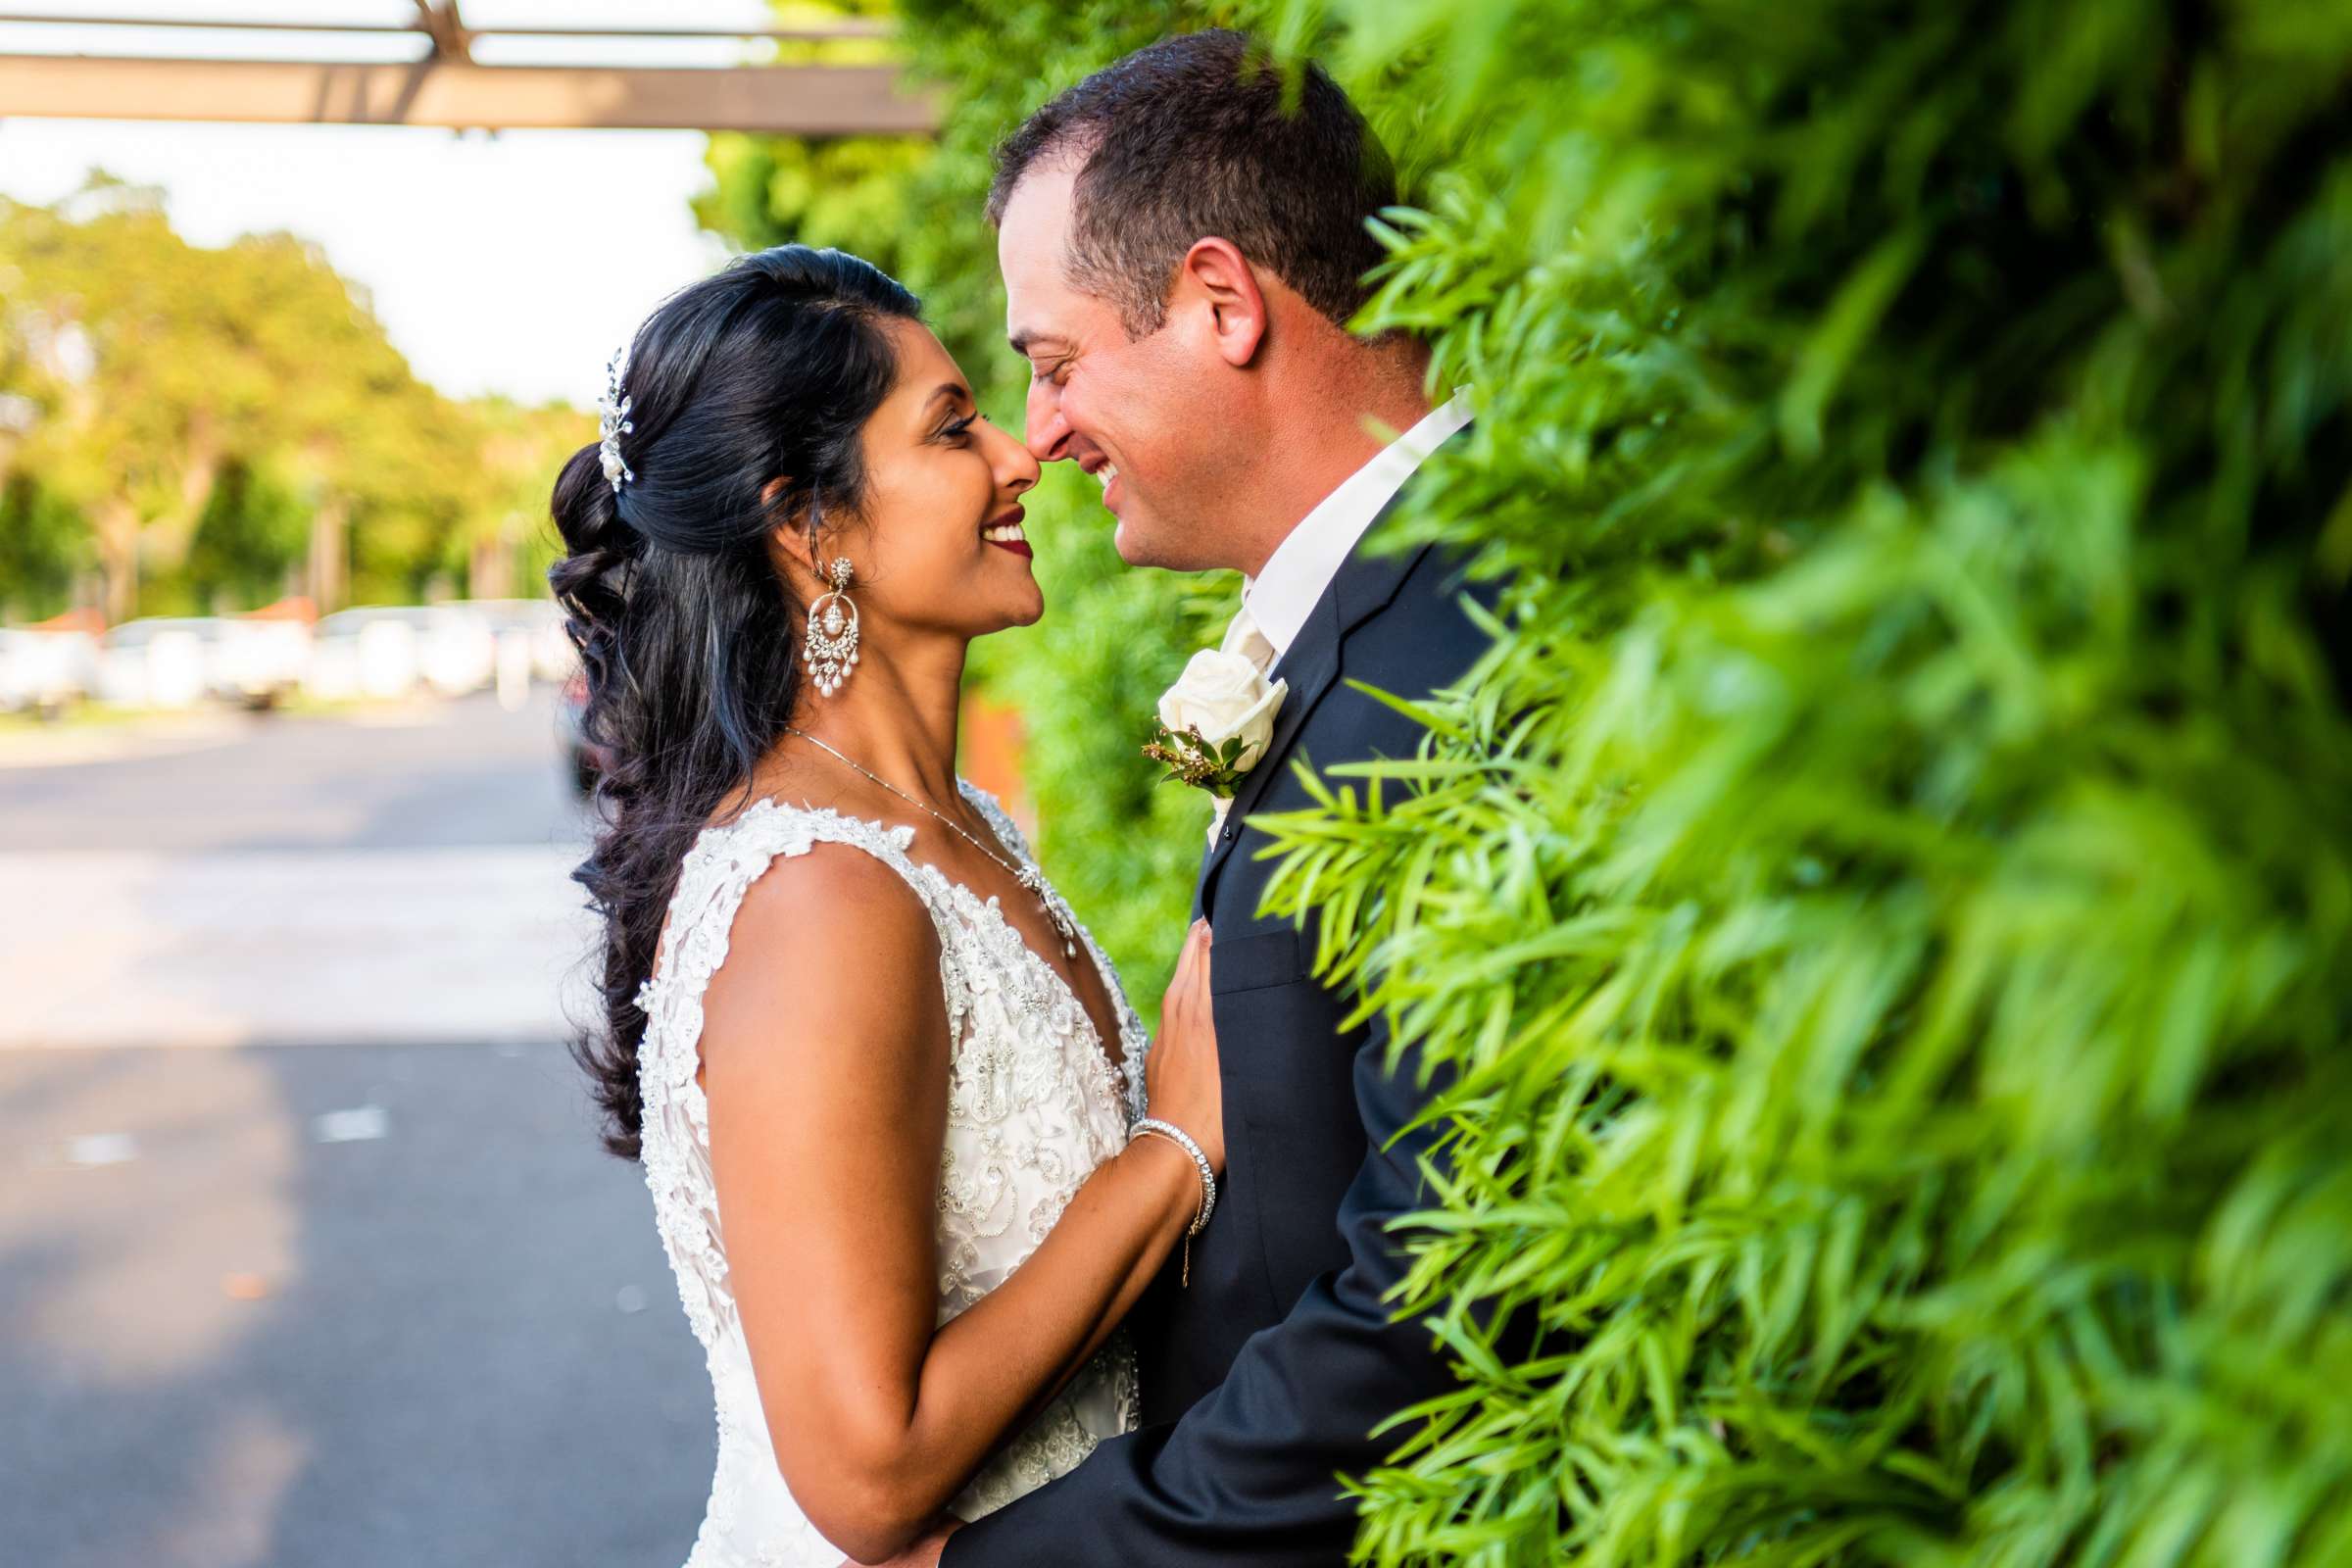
[597,345,635,494]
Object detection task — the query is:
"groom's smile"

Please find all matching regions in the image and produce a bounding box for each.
[1078,453,1121,514]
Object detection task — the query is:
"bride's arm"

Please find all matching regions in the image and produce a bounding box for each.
[701,846,1211,1566]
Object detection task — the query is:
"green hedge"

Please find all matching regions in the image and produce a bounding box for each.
[1249,2,2352,1564]
[715,1,2352,1560]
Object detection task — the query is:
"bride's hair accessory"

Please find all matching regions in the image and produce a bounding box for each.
[805,557,861,697]
[1130,1116,1216,1285]
[597,346,636,494]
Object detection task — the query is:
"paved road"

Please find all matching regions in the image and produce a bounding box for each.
[0,693,598,1049]
[0,688,581,853]
[0,693,715,1567]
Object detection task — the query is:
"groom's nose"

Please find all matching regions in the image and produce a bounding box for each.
[1025,381,1073,463]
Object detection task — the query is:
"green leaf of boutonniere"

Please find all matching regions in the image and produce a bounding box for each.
[1141,722,1250,799]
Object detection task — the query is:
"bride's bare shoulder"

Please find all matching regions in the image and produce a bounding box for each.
[696,827,955,1100]
[698,824,945,1055]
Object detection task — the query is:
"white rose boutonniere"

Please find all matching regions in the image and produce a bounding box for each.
[1143,649,1288,832]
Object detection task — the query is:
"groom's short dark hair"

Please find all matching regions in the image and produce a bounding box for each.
[987,28,1396,338]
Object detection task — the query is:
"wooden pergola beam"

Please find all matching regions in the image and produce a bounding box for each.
[0,54,938,134]
[0,11,890,41]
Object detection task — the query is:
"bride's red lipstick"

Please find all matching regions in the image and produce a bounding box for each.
[983,504,1031,559]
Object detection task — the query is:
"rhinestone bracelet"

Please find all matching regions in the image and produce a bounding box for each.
[1131,1116,1216,1285]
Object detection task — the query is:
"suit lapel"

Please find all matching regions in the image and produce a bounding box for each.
[1192,530,1432,914]
[1191,418,1475,916]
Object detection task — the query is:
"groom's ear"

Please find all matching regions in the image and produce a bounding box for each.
[1177,237,1269,368]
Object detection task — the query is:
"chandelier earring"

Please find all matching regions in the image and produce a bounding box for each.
[806,557,861,698]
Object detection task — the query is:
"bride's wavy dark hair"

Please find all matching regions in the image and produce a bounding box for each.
[549,245,921,1158]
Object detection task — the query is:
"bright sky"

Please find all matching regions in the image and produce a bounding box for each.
[0,2,811,406]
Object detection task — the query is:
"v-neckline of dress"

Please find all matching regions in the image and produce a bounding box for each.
[928,872,1133,1115]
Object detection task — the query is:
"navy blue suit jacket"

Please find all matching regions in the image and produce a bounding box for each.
[945,447,1500,1565]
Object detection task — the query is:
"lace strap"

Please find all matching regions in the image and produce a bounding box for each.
[635,804,973,1109]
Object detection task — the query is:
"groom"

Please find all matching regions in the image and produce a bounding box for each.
[869,29,1497,1565]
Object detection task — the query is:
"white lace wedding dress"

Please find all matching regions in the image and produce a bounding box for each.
[631,784,1148,1567]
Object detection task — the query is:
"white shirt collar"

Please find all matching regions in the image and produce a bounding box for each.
[1241,391,1472,662]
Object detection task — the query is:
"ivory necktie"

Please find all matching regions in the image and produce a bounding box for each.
[1220,601,1276,676]
[1201,602,1278,849]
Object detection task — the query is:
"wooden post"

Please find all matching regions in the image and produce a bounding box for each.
[306,498,347,615]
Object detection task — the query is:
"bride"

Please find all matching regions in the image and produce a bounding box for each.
[549,245,1221,1566]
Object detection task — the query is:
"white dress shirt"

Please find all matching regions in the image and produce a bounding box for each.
[1239,391,1473,663]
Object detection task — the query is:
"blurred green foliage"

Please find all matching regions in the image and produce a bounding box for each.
[171,456,308,619]
[1245,2,2351,1565]
[0,470,90,622]
[714,0,2352,1562]
[0,174,587,623]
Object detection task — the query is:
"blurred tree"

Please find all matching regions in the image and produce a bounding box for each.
[461,396,597,602]
[178,456,307,613]
[0,472,89,622]
[0,178,589,620]
[1,179,407,616]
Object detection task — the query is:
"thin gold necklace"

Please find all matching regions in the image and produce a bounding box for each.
[786,727,1078,957]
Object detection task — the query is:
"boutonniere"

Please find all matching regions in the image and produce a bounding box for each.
[1143,649,1288,831]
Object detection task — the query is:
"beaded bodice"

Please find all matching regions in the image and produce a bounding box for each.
[632,785,1147,1567]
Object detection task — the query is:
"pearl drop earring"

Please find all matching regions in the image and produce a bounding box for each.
[805,557,860,697]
